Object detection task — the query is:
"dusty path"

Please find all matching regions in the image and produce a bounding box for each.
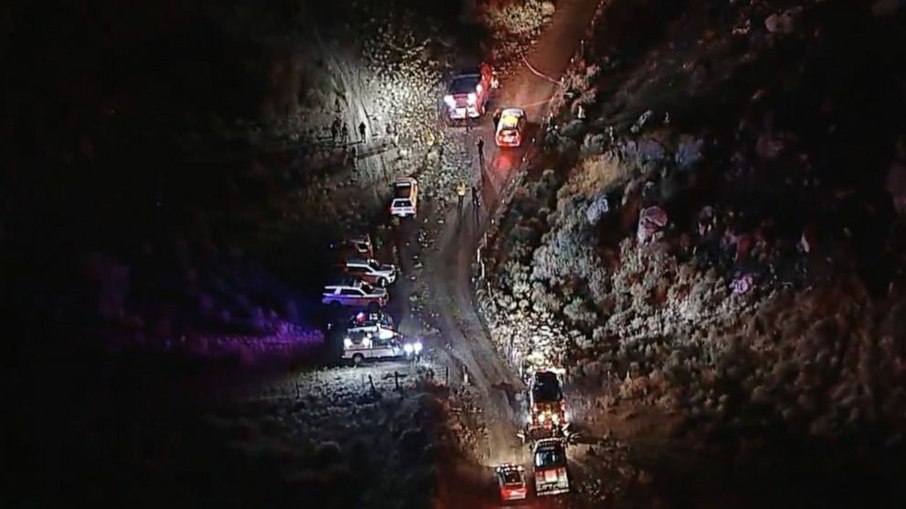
[427,0,605,504]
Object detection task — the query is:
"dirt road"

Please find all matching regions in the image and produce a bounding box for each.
[425,0,605,506]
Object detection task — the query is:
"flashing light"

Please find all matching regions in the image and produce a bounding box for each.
[444,95,455,107]
[343,337,352,348]
[467,93,477,105]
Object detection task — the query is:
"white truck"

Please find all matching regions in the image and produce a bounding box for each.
[342,330,422,366]
[389,178,418,218]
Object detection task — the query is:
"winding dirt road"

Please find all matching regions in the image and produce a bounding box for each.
[426,0,605,506]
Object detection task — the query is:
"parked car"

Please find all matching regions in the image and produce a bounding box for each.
[532,438,570,497]
[342,330,422,365]
[389,178,418,218]
[443,63,497,121]
[347,310,396,340]
[494,464,528,502]
[331,234,374,259]
[322,279,388,308]
[495,107,527,147]
[337,257,398,287]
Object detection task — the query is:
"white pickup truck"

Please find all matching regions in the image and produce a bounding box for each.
[389,178,418,218]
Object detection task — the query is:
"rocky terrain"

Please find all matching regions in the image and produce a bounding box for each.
[477,0,906,503]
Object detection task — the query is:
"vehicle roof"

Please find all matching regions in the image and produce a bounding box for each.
[326,278,364,288]
[448,74,480,94]
[532,372,562,401]
[393,177,417,185]
[535,371,560,384]
[498,115,521,130]
[341,234,371,244]
[500,107,525,117]
[350,313,393,325]
[533,438,565,450]
[496,464,523,473]
[500,470,524,484]
[344,257,376,265]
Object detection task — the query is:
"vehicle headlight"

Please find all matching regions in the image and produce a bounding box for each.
[444,95,455,107]
[467,93,477,105]
[343,338,352,348]
[413,341,423,353]
[403,343,414,354]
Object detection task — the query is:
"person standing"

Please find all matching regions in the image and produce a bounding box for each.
[476,137,485,168]
[471,185,480,209]
[358,121,367,141]
[330,118,340,143]
[456,182,467,210]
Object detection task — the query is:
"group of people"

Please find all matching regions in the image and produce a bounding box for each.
[329,98,371,145]
[455,181,481,211]
[330,118,368,144]
[454,135,488,215]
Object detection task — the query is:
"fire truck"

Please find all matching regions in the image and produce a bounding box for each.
[532,438,570,496]
[526,368,568,439]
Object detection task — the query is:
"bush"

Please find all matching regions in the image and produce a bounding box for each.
[477,0,555,36]
[563,297,598,327]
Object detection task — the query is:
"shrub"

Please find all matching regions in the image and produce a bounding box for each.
[562,150,630,197]
[563,297,598,327]
[675,135,705,168]
[477,0,555,36]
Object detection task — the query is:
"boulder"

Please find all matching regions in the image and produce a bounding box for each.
[765,11,796,34]
[636,206,668,244]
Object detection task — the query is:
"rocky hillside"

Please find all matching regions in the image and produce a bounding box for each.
[479,0,906,448]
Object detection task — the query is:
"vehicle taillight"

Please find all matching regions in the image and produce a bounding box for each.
[505,487,525,498]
